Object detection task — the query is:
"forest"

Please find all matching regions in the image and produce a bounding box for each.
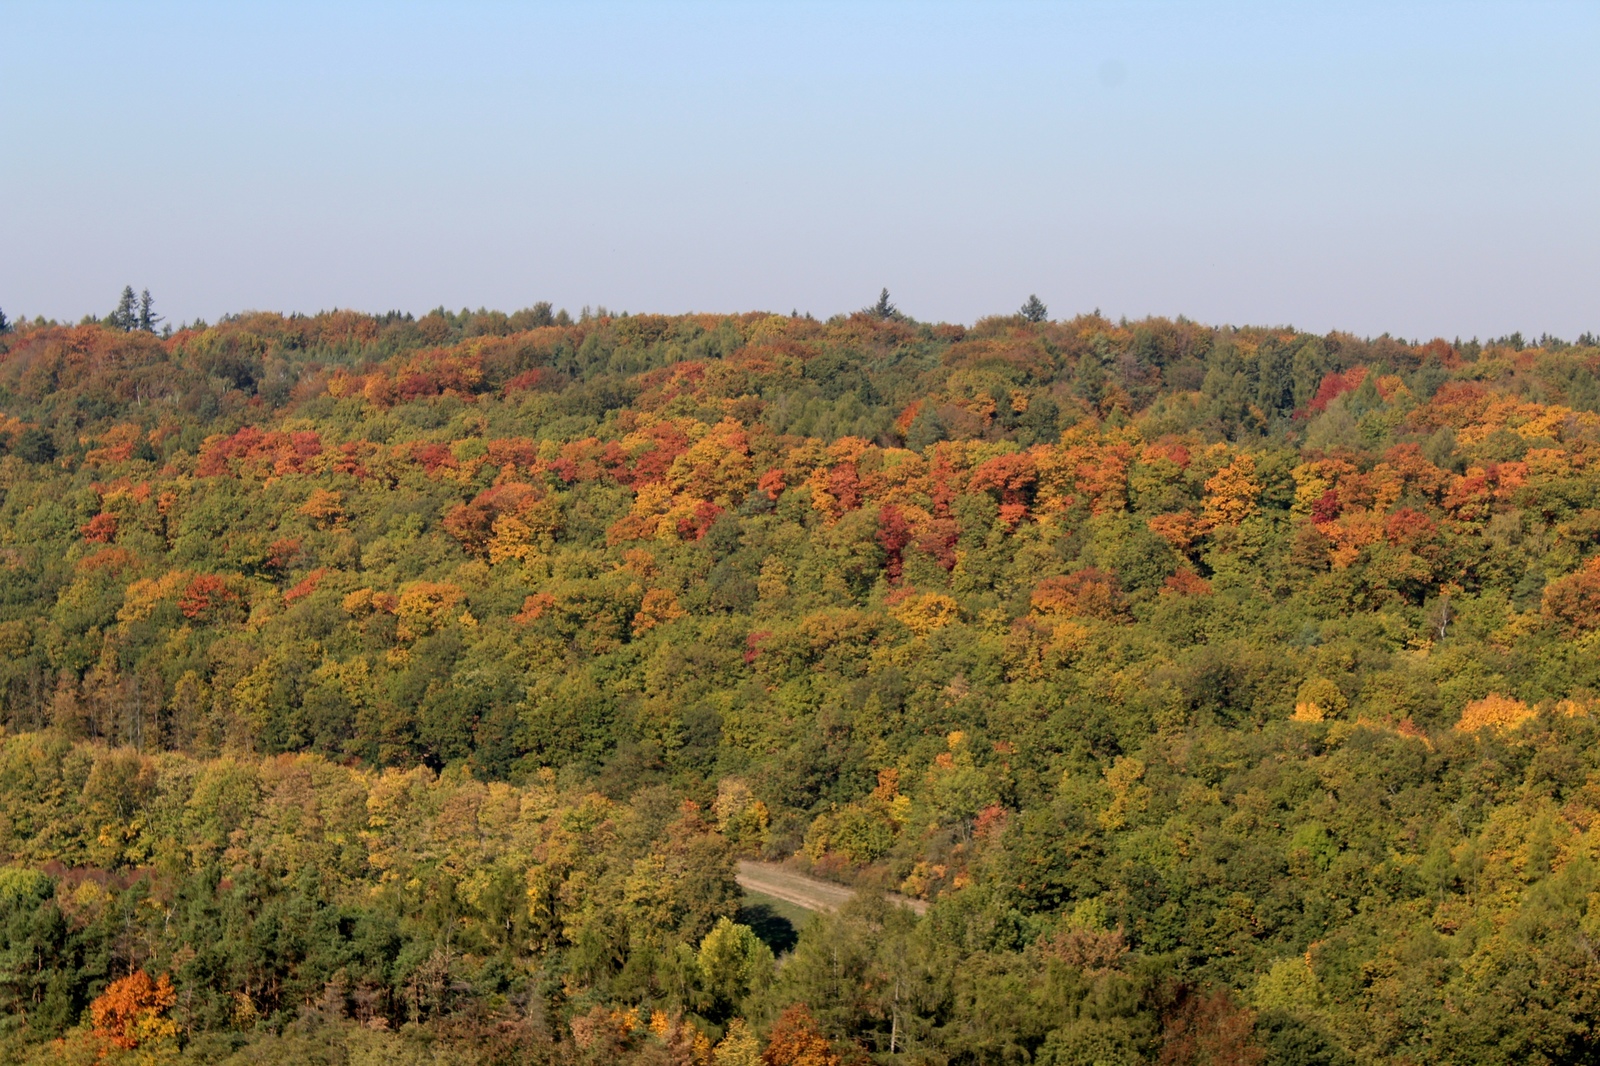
[1,296,1599,1064]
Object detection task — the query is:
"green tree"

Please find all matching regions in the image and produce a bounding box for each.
[110,285,138,330]
[697,917,774,1020]
[0,866,74,1035]
[137,289,161,333]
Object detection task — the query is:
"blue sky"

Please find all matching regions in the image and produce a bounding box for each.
[3,1,1597,338]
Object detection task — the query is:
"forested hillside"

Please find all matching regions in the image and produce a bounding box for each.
[2,301,1600,1064]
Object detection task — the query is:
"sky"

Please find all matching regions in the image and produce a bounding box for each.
[3,1,1597,339]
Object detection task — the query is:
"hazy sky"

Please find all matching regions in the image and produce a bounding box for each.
[3,1,1597,338]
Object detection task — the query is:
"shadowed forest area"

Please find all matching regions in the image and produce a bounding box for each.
[1,299,1600,1063]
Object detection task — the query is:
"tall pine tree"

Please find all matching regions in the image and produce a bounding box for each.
[137,290,160,333]
[111,286,137,330]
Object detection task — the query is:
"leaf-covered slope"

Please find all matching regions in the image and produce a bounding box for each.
[2,308,1600,1063]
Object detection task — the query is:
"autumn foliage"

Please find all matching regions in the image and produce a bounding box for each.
[177,574,238,621]
[1455,692,1536,734]
[1,306,1599,1064]
[90,970,177,1050]
[1543,556,1600,633]
[762,1005,841,1066]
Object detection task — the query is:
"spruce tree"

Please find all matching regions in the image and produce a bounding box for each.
[1020,294,1048,322]
[111,286,138,330]
[870,288,897,319]
[137,290,161,333]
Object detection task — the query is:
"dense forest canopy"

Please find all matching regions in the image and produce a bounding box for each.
[2,299,1600,1064]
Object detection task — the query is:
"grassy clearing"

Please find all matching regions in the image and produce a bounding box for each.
[737,890,811,954]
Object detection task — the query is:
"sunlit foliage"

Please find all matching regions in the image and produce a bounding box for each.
[1,306,1599,1062]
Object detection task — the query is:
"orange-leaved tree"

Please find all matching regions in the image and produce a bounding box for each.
[90,970,178,1051]
[763,1004,841,1066]
[1543,556,1600,634]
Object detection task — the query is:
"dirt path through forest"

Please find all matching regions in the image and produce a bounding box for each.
[736,861,928,915]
